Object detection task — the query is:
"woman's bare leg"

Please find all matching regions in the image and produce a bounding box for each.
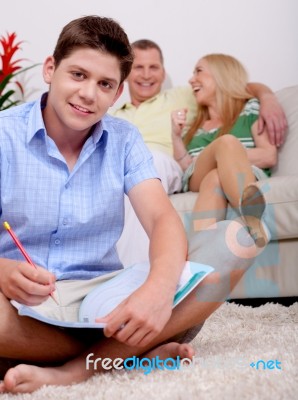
[189,135,255,209]
[191,168,227,232]
[188,135,269,246]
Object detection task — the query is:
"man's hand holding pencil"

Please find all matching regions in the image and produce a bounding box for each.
[1,222,59,306]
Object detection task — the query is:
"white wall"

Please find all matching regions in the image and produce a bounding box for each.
[2,0,297,108]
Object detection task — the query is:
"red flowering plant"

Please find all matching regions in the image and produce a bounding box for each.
[0,32,39,111]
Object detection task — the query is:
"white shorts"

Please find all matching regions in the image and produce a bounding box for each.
[28,270,122,323]
[182,160,268,192]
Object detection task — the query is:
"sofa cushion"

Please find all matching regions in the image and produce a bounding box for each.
[273,85,298,176]
[241,86,298,240]
[240,176,298,240]
[171,174,298,241]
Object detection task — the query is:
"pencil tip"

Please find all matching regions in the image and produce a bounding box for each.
[51,292,59,306]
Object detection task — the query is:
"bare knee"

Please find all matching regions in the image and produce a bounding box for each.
[215,134,241,149]
[214,135,245,157]
[0,292,13,316]
[0,293,19,347]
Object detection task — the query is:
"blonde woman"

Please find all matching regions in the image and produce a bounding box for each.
[171,54,277,247]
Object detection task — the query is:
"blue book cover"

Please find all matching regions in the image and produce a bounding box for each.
[11,261,214,329]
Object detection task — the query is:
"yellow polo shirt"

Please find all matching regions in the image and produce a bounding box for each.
[112,86,197,156]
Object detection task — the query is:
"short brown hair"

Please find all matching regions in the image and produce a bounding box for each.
[53,15,134,83]
[131,39,164,64]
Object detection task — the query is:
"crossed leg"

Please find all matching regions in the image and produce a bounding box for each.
[189,135,256,232]
[0,220,256,393]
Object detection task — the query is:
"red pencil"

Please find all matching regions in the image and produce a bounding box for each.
[3,221,59,305]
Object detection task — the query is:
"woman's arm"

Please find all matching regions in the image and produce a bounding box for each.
[247,120,278,169]
[171,109,193,171]
[247,82,288,147]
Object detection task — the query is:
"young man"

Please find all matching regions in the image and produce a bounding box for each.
[0,16,257,393]
[114,39,288,265]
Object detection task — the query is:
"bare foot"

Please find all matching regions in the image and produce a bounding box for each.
[143,341,195,361]
[0,343,195,393]
[0,362,91,394]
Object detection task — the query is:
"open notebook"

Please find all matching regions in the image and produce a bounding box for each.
[11,261,214,329]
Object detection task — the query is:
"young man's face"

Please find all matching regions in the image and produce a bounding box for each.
[127,48,165,107]
[43,48,123,138]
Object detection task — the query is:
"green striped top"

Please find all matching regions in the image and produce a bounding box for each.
[187,98,259,157]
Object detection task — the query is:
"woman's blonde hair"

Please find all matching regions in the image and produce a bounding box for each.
[184,54,253,146]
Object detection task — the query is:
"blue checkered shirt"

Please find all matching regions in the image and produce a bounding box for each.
[0,95,158,280]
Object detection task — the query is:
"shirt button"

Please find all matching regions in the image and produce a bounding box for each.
[65,183,70,189]
[63,218,68,226]
[54,239,61,245]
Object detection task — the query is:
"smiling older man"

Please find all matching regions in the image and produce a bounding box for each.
[113,40,196,195]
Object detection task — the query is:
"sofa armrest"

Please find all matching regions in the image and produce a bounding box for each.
[242,175,298,240]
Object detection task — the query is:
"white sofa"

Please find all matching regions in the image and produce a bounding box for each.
[170,86,298,299]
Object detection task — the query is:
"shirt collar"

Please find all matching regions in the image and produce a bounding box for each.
[120,92,160,110]
[26,93,48,143]
[27,92,104,145]
[91,120,104,144]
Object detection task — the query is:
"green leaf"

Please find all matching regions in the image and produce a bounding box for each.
[0,89,15,109]
[0,63,41,110]
[13,63,41,78]
[0,73,14,93]
[0,100,19,110]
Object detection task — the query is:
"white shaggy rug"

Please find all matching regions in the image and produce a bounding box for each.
[0,302,297,400]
